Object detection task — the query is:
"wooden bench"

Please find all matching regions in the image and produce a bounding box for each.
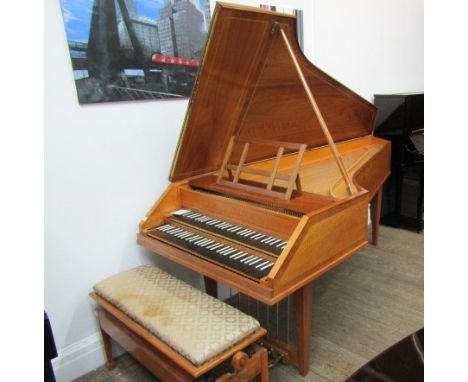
[90,265,269,381]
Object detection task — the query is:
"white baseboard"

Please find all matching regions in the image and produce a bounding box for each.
[52,332,125,382]
[52,332,105,382]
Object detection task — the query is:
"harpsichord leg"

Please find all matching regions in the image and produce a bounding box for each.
[294,282,313,376]
[371,187,383,245]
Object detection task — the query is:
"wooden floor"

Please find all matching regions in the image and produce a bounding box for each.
[75,225,423,382]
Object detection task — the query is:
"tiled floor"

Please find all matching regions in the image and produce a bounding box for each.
[75,226,423,381]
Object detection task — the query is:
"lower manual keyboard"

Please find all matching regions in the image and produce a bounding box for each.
[147,224,275,281]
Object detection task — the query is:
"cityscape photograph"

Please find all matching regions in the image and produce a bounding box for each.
[60,0,211,103]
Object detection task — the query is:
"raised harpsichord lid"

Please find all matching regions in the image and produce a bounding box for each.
[169,2,377,182]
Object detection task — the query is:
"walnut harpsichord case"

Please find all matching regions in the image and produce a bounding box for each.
[138,2,391,306]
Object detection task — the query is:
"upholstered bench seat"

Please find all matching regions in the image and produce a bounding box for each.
[93,265,261,366]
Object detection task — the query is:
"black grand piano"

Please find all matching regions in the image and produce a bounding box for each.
[373,93,424,232]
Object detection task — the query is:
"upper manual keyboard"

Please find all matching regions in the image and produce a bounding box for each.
[169,209,288,256]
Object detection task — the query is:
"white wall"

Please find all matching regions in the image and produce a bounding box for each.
[45,0,423,380]
[45,1,196,379]
[312,0,424,100]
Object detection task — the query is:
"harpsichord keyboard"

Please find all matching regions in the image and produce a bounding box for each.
[168,209,287,256]
[147,223,275,280]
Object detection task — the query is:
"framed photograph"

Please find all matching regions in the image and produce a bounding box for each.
[60,0,212,104]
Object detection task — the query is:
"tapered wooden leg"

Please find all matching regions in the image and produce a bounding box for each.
[100,327,116,370]
[257,347,269,382]
[371,187,383,246]
[204,276,218,298]
[294,283,313,376]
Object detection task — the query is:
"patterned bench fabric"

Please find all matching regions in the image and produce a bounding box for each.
[94,265,260,366]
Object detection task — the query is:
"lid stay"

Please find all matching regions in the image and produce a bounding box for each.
[275,23,358,196]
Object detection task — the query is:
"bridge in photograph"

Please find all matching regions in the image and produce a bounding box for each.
[68,41,199,72]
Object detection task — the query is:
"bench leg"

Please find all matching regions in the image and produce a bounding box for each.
[100,327,116,370]
[256,347,269,382]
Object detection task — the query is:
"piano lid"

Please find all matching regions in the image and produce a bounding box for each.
[169,2,377,182]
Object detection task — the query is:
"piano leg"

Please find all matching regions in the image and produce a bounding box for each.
[204,276,218,299]
[294,282,313,376]
[371,187,383,246]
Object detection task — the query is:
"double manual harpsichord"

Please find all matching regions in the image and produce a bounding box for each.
[138,0,390,345]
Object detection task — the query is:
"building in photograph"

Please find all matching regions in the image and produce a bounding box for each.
[116,0,160,58]
[159,0,206,59]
